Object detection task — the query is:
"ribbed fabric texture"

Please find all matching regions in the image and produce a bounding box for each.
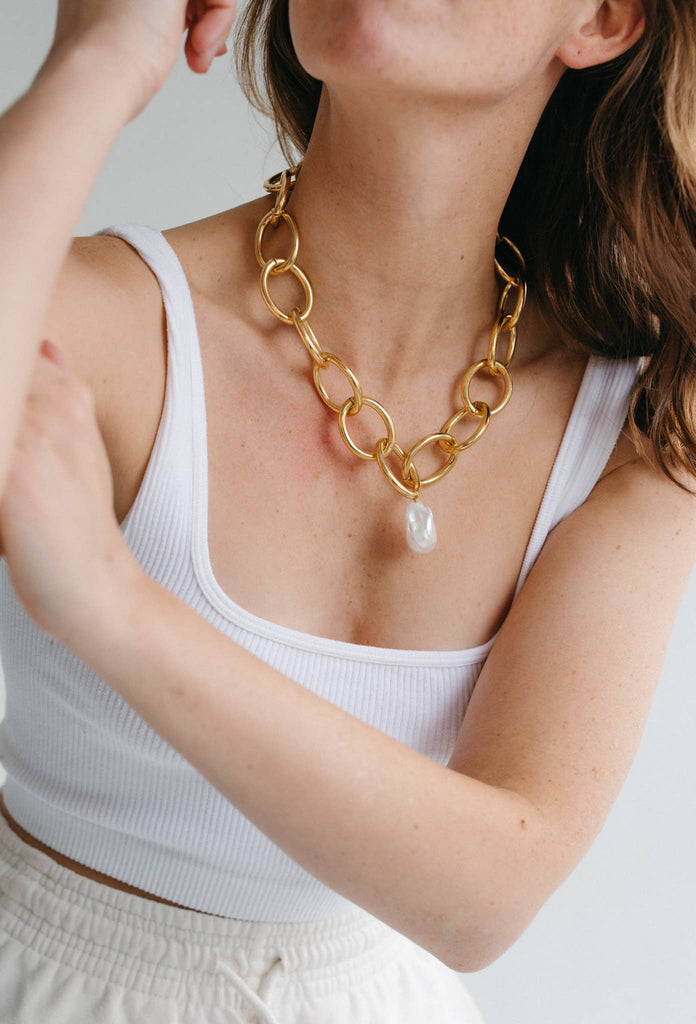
[0,224,642,922]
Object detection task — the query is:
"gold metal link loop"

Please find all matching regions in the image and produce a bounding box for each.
[272,171,292,223]
[487,312,516,372]
[494,234,527,286]
[260,259,313,324]
[460,359,513,417]
[313,353,364,415]
[402,433,459,488]
[487,263,526,371]
[263,165,302,224]
[499,276,527,327]
[440,401,491,453]
[291,310,325,367]
[255,210,300,274]
[338,396,396,460]
[375,440,421,500]
[264,165,302,195]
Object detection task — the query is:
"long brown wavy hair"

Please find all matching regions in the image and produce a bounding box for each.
[235,0,696,491]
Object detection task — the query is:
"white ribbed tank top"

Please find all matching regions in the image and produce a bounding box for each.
[0,224,642,922]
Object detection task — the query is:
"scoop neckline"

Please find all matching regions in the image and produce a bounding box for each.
[110,223,598,669]
[188,342,597,667]
[187,315,601,665]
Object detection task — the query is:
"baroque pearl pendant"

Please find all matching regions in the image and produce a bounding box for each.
[405,500,437,554]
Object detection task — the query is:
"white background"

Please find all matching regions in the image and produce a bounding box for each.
[2,5,695,1021]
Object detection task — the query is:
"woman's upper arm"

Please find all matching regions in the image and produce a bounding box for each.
[1,238,101,560]
[448,456,696,906]
[0,234,167,557]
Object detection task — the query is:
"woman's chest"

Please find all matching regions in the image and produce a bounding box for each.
[195,336,590,651]
[105,286,595,653]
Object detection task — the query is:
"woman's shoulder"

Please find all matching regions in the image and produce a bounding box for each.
[42,202,266,527]
[43,200,261,389]
[597,423,643,483]
[160,197,269,301]
[44,229,166,383]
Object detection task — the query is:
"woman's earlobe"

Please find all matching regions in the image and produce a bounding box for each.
[556,0,646,71]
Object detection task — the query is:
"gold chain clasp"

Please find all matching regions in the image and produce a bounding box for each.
[263,164,302,224]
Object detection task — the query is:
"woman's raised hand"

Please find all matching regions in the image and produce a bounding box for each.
[49,0,238,121]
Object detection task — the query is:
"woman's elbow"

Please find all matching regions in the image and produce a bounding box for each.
[443,897,544,974]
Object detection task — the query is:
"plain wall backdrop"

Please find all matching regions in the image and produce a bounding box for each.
[1,5,695,1023]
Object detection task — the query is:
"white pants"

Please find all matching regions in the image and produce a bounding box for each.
[0,814,486,1024]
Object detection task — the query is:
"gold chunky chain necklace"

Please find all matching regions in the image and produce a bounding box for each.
[255,164,527,554]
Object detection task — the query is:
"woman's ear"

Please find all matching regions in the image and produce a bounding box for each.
[557,0,646,70]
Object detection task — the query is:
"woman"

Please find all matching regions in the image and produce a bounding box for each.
[0,0,694,1021]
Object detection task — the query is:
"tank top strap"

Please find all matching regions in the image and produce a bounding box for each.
[95,223,197,383]
[511,353,643,602]
[93,223,199,563]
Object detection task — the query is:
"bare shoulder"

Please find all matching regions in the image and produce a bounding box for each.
[45,206,255,383]
[594,409,644,482]
[556,437,696,622]
[42,204,261,426]
[39,208,260,527]
[593,432,696,534]
[160,199,266,301]
[43,233,166,394]
[41,231,170,526]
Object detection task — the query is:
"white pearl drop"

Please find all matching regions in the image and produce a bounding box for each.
[405,501,437,554]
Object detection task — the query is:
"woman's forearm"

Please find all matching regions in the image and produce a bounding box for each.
[71,567,546,972]
[0,43,137,493]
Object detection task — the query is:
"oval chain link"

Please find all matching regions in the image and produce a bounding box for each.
[460,359,513,418]
[256,168,527,501]
[375,440,421,500]
[338,397,396,460]
[255,210,299,274]
[313,352,364,415]
[440,401,491,454]
[291,309,325,366]
[402,433,459,488]
[259,259,313,324]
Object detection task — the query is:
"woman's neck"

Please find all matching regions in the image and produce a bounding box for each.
[286,78,562,386]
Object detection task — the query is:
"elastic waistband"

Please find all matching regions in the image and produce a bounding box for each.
[0,811,403,1008]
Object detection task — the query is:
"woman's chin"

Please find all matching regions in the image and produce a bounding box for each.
[290,3,408,89]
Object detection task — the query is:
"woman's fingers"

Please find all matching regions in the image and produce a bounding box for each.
[50,0,238,120]
[39,338,71,370]
[0,340,132,641]
[185,2,236,73]
[28,340,80,407]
